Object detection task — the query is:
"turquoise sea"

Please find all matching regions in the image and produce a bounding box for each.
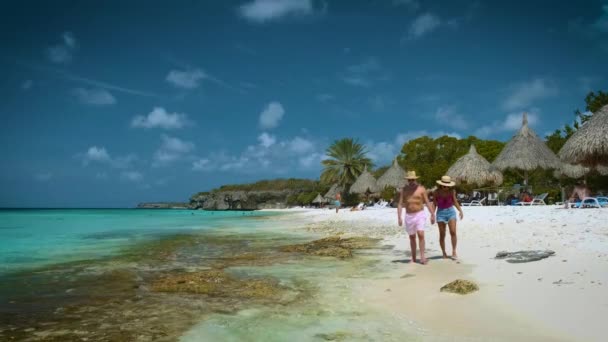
[0,209,415,341]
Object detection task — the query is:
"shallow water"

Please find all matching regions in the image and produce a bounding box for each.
[0,209,419,341]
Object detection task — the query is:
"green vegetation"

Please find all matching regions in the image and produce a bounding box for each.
[216,178,324,192]
[397,135,505,188]
[320,138,373,188]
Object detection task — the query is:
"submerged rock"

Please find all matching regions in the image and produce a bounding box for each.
[279,236,379,259]
[495,250,555,263]
[315,331,354,341]
[440,279,479,294]
[151,269,284,299]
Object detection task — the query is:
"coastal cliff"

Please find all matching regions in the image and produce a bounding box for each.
[189,190,296,210]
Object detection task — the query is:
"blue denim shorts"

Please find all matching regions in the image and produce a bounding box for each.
[436,207,457,223]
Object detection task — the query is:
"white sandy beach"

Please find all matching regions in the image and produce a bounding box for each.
[273,205,608,341]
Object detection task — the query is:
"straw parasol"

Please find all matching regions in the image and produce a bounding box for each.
[447,145,504,186]
[377,158,406,190]
[553,163,608,179]
[492,112,560,185]
[324,184,343,201]
[312,193,326,204]
[559,104,608,167]
[553,163,589,179]
[349,166,379,194]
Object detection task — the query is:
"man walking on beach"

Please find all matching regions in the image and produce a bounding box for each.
[397,171,435,264]
[335,192,342,213]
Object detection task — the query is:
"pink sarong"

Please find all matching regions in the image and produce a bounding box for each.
[404,210,427,236]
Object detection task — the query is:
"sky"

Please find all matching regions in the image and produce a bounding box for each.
[1,0,607,207]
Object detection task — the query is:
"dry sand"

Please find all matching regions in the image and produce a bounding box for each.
[275,205,608,341]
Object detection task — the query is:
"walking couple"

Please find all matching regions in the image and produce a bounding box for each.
[397,171,463,265]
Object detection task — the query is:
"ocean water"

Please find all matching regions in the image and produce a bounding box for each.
[0,209,417,341]
[0,209,273,274]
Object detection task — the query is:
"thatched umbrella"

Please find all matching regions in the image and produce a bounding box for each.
[349,166,379,194]
[559,104,608,167]
[312,193,326,204]
[324,184,343,201]
[447,145,504,186]
[492,112,560,185]
[377,158,406,191]
[553,163,589,179]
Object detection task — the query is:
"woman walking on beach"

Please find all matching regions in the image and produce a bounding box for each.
[433,176,463,259]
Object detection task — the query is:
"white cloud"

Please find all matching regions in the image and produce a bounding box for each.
[80,146,136,169]
[593,4,608,33]
[259,101,285,129]
[258,132,276,148]
[84,146,111,164]
[120,171,143,182]
[434,106,468,130]
[47,31,77,64]
[62,32,76,48]
[153,134,195,166]
[192,134,321,173]
[72,88,116,105]
[131,107,190,129]
[238,0,314,23]
[287,136,314,154]
[166,69,206,89]
[192,158,213,171]
[341,57,388,87]
[21,80,33,90]
[475,110,540,138]
[299,152,322,168]
[502,78,558,111]
[34,172,53,182]
[407,13,441,40]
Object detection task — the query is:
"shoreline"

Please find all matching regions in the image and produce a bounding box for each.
[276,206,608,341]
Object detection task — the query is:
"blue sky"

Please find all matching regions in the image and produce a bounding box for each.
[1,0,607,207]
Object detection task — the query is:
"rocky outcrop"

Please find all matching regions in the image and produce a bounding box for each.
[189,190,298,210]
[440,279,479,294]
[495,250,555,263]
[136,202,188,209]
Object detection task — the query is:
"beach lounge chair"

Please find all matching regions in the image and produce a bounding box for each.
[462,197,486,206]
[517,193,548,206]
[577,197,608,208]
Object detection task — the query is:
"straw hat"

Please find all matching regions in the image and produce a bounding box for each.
[436,175,456,187]
[405,171,419,179]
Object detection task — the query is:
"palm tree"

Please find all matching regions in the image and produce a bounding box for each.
[320,138,373,188]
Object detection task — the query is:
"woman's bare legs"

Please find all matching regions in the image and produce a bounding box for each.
[448,219,457,259]
[438,222,448,258]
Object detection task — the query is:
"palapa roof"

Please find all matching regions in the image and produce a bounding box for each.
[312,193,326,204]
[447,145,503,186]
[492,112,561,171]
[376,159,406,190]
[324,184,343,200]
[553,163,589,179]
[553,163,608,179]
[559,104,608,167]
[349,166,379,194]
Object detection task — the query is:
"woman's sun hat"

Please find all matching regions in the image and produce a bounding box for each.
[436,175,456,187]
[405,171,419,179]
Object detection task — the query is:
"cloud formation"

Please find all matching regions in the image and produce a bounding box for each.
[259,101,285,129]
[502,78,558,111]
[407,13,441,40]
[47,31,77,64]
[131,107,190,129]
[434,106,468,130]
[166,69,206,89]
[153,134,195,166]
[72,88,116,105]
[238,0,314,23]
[474,111,540,138]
